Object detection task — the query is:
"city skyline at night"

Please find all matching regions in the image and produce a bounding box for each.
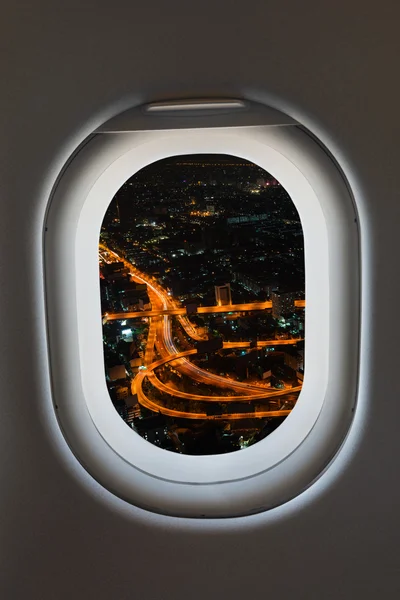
[99,154,305,455]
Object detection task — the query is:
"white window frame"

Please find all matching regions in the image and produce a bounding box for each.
[44,105,359,518]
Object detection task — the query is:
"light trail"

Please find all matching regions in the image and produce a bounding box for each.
[147,371,302,402]
[100,243,302,419]
[136,381,293,420]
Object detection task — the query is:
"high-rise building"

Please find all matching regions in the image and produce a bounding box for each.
[215,283,232,306]
[271,290,295,320]
[284,351,301,371]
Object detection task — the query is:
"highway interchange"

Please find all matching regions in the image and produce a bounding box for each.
[100,243,303,421]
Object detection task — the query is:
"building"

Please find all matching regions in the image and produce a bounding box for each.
[215,283,232,306]
[284,351,302,371]
[115,385,129,401]
[102,262,130,282]
[129,357,142,369]
[112,399,129,423]
[120,291,151,312]
[183,298,199,314]
[233,271,278,297]
[271,290,296,320]
[108,364,126,381]
[196,336,223,354]
[133,415,170,447]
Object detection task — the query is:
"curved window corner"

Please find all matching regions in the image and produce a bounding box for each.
[44,99,360,518]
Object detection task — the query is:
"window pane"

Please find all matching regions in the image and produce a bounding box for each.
[99,154,305,455]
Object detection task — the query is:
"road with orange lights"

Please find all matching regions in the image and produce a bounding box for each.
[100,243,302,420]
[105,299,305,321]
[132,347,302,401]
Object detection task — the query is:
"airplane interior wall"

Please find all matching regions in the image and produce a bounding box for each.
[1,2,399,598]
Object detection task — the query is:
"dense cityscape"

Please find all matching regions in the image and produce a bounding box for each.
[99,155,305,455]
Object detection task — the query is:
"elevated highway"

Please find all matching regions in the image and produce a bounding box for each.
[133,349,302,402]
[105,299,305,321]
[100,243,302,419]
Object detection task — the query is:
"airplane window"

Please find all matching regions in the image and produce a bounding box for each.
[44,106,359,516]
[99,154,305,455]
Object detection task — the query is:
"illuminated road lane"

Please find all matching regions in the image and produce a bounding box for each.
[147,371,302,402]
[105,299,305,321]
[135,348,302,402]
[100,243,302,419]
[136,385,292,421]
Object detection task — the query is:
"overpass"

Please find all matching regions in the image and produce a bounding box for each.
[133,348,302,403]
[104,299,305,321]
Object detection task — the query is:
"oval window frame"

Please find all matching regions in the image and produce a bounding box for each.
[44,105,359,518]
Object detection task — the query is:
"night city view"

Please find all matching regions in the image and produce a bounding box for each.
[99,155,305,455]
